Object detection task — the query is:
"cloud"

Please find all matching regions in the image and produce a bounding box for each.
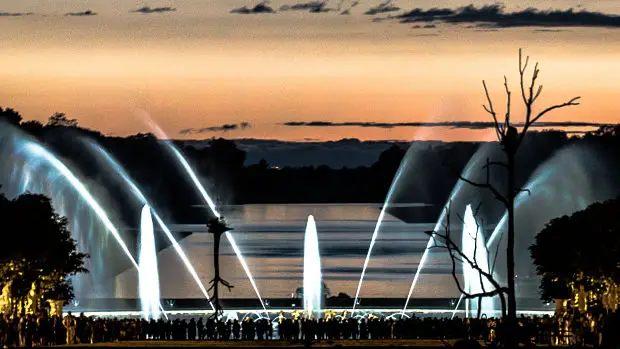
[231,2,275,14]
[280,1,333,13]
[0,12,33,17]
[131,6,176,14]
[280,121,612,130]
[365,0,400,15]
[394,3,620,28]
[179,122,252,134]
[65,10,97,16]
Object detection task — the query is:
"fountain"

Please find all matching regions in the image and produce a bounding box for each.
[0,128,140,300]
[142,116,267,312]
[85,140,215,310]
[2,114,615,318]
[402,143,503,313]
[139,205,161,320]
[485,144,616,300]
[462,204,496,317]
[303,215,322,319]
[353,159,407,312]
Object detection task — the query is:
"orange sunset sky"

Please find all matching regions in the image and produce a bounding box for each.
[1,0,619,141]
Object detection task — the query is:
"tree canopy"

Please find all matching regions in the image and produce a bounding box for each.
[530,197,620,310]
[0,192,87,316]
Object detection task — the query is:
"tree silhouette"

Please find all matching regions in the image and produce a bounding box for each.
[0,107,22,126]
[430,49,580,346]
[46,112,78,127]
[0,192,87,316]
[206,216,233,316]
[530,198,620,312]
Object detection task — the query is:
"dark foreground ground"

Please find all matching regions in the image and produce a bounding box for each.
[57,339,467,348]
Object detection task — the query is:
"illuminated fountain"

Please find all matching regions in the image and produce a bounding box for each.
[139,205,161,320]
[461,205,495,317]
[402,143,503,313]
[485,144,615,301]
[0,126,143,300]
[303,215,322,319]
[85,140,215,311]
[2,114,615,318]
[143,116,267,312]
[353,159,407,312]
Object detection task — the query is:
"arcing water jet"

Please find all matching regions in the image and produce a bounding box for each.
[85,141,215,310]
[139,205,161,320]
[303,215,322,319]
[402,143,502,314]
[16,140,139,270]
[141,115,266,311]
[484,145,615,300]
[352,160,407,312]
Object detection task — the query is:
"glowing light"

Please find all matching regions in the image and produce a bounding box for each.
[140,114,266,312]
[303,215,322,319]
[353,161,406,312]
[86,142,215,311]
[461,205,496,317]
[139,205,161,320]
[18,141,139,269]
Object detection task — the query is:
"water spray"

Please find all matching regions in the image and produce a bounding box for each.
[352,161,407,313]
[86,142,215,311]
[402,144,495,314]
[141,114,267,312]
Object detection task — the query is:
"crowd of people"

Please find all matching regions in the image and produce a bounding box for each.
[0,308,618,347]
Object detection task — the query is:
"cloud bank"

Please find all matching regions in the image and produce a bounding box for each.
[365,0,400,15]
[231,2,275,14]
[281,121,611,130]
[180,122,252,134]
[65,10,97,16]
[0,12,33,17]
[280,1,333,13]
[131,6,176,14]
[394,4,620,28]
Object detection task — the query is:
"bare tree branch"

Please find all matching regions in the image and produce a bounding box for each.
[530,96,582,126]
[457,159,509,207]
[519,48,530,107]
[426,203,507,304]
[503,76,511,131]
[482,80,504,141]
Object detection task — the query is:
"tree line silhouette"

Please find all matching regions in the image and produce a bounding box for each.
[1,107,619,228]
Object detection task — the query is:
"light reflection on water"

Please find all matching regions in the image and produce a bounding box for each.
[117,204,460,300]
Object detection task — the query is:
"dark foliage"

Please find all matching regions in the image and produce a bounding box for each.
[0,192,87,315]
[530,197,620,303]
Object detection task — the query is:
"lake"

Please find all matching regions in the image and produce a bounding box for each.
[115,204,460,300]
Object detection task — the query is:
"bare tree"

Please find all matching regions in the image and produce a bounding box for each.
[427,203,507,319]
[207,216,234,317]
[433,48,579,346]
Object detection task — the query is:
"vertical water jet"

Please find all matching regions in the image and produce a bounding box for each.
[140,115,267,311]
[85,141,214,310]
[139,205,161,320]
[303,215,322,319]
[462,204,495,317]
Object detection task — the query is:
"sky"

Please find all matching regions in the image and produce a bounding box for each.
[1,0,620,141]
